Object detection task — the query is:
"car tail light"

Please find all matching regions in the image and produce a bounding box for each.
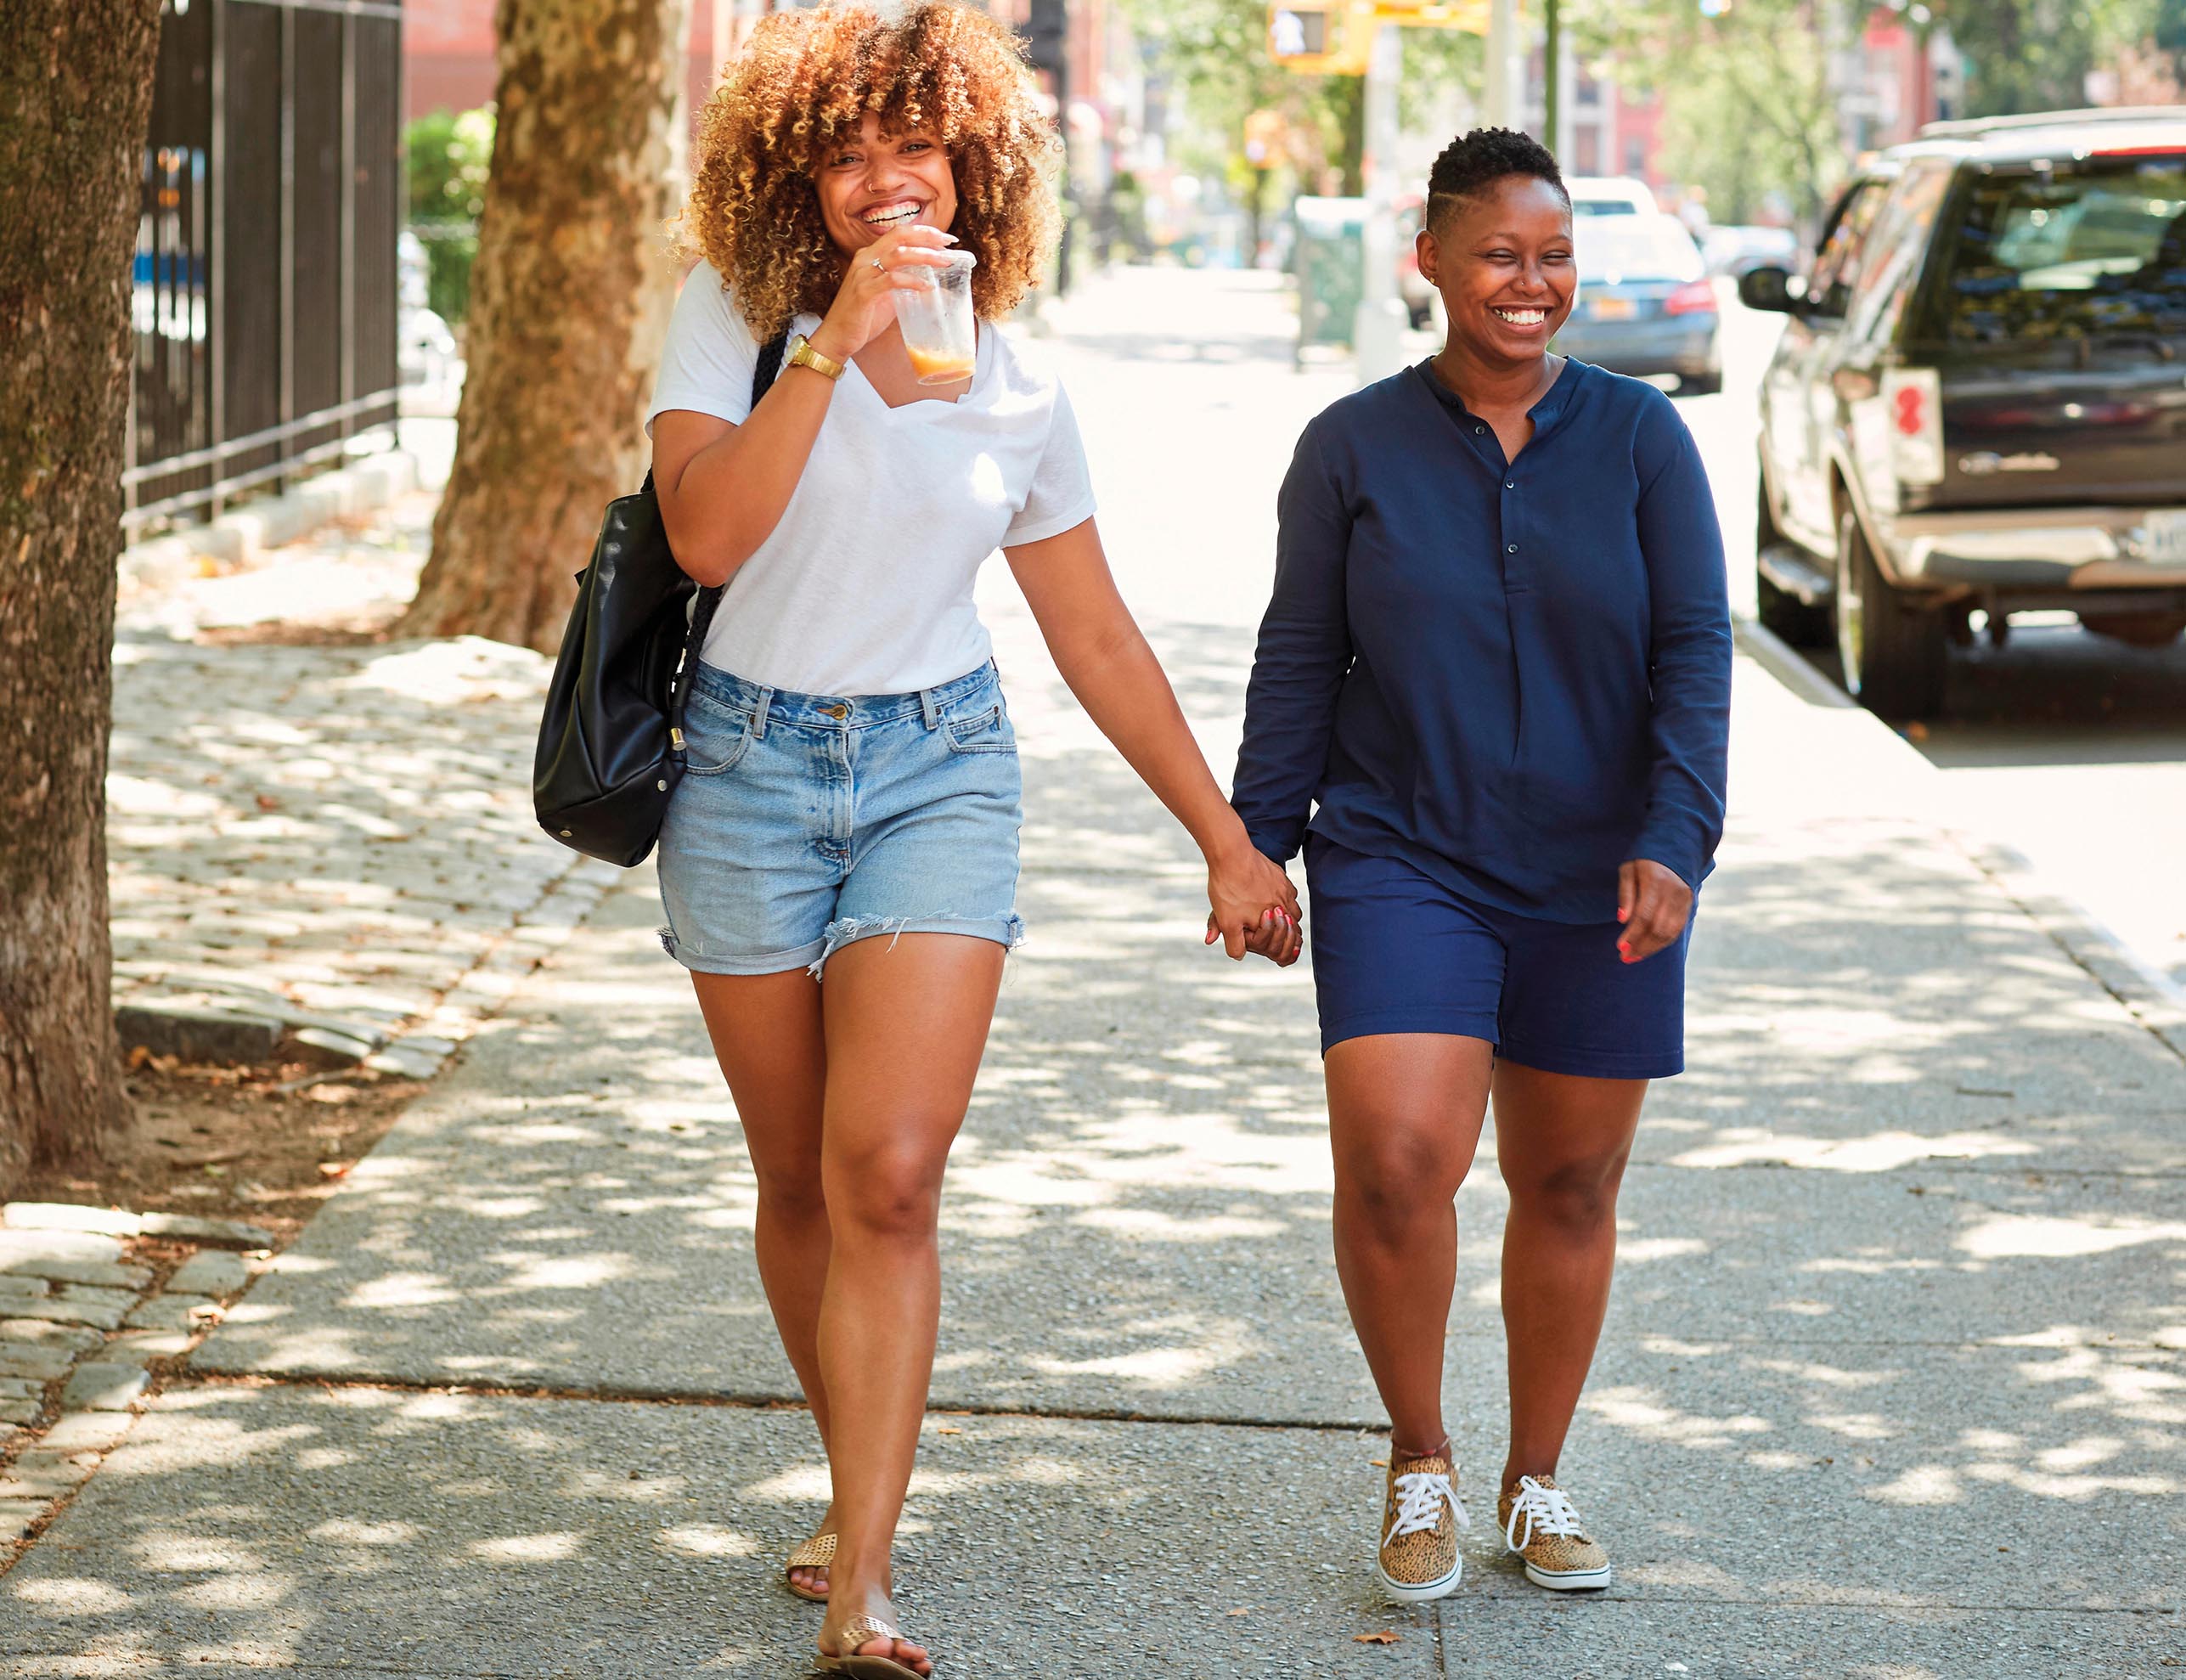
[1883,367,1944,486]
[1664,279,1717,316]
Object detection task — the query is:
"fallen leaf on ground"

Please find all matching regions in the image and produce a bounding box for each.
[1225,1607,1253,1617]
[1355,1632,1400,1644]
[933,1425,961,1435]
[1370,1457,1389,1468]
[256,794,281,810]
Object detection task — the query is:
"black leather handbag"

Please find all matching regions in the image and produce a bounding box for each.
[533,331,788,866]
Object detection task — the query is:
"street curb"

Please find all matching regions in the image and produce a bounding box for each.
[120,450,419,595]
[1734,612,2186,1069]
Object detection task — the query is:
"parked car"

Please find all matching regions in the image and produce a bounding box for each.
[1564,175,1659,218]
[1554,214,1721,393]
[1702,223,1799,278]
[1740,106,2186,719]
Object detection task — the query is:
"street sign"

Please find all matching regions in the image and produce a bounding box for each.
[1271,0,1502,80]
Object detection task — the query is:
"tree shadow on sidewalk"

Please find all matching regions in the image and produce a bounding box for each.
[14,616,2180,1672]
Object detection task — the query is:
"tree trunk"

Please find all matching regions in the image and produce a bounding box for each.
[399,0,697,653]
[0,0,162,1185]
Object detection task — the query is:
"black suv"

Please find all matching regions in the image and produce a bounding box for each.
[1740,106,2186,719]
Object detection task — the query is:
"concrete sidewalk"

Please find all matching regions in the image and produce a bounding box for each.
[5,269,2179,1677]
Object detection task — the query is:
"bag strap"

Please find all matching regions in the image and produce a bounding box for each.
[668,328,793,741]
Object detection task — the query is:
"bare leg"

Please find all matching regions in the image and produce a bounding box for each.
[814,933,1006,1677]
[1490,1061,1648,1494]
[1325,1034,1495,1457]
[690,967,835,1594]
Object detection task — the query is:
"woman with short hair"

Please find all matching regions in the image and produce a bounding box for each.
[1233,127,1732,1604]
[651,7,1299,1672]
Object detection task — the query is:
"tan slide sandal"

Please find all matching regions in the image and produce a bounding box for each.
[783,1529,836,1603]
[817,1614,930,1678]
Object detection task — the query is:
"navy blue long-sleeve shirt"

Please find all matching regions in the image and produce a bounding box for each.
[1231,358,1732,923]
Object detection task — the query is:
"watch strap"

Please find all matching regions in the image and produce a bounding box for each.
[786,333,846,381]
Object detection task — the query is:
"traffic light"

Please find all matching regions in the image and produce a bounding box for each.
[1270,4,1329,57]
[1269,3,1373,75]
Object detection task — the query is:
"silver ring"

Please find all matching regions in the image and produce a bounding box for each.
[871,257,885,272]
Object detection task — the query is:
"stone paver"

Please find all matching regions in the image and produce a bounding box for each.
[108,578,619,1074]
[165,1249,251,1299]
[57,1364,150,1414]
[0,1203,285,1558]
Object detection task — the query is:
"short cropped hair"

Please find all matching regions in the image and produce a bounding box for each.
[1425,127,1569,234]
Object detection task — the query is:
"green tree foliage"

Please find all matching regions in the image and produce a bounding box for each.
[1122,0,1369,195]
[1938,0,2155,116]
[404,106,494,324]
[1579,0,1840,227]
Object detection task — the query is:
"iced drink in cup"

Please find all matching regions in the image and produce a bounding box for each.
[893,247,978,385]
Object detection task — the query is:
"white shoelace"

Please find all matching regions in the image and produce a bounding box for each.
[1502,1475,1586,1552]
[1384,1470,1470,1548]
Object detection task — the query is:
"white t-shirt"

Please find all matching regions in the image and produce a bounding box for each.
[646,263,1097,697]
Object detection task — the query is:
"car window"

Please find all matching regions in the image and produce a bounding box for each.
[1845,162,1953,344]
[1807,180,1890,316]
[1575,216,1703,283]
[1924,154,2186,341]
[1573,199,1639,217]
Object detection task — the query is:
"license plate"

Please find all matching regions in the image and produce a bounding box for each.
[2146,509,2186,565]
[1591,296,1637,321]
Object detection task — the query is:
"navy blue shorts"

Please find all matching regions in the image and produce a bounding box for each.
[1304,835,1689,1078]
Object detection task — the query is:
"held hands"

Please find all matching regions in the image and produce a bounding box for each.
[1204,844,1303,967]
[811,224,958,362]
[1617,859,1692,964]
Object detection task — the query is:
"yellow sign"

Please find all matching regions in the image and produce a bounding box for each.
[1373,0,1497,25]
[1271,0,1503,76]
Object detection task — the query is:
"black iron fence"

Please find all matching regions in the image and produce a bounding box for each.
[130,0,403,528]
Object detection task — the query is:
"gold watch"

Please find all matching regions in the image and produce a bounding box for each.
[786,334,846,381]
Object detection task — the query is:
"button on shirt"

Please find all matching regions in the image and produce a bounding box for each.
[1231,359,1732,922]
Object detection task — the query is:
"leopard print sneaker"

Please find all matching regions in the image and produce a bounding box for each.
[1498,1473,1612,1591]
[1375,1445,1468,1603]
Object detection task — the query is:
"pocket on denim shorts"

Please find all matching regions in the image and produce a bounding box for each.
[683,695,756,777]
[944,702,1017,757]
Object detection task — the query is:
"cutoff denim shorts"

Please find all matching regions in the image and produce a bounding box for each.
[656,659,1024,978]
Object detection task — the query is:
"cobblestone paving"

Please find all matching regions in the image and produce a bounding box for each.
[107,508,619,1079]
[0,1203,274,1546]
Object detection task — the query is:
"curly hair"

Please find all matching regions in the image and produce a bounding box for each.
[1425,127,1569,233]
[681,3,1061,340]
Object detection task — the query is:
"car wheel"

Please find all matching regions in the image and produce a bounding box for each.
[1836,509,1947,721]
[1754,459,1831,647]
[1680,369,1723,396]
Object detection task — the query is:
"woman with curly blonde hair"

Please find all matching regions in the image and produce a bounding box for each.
[648,4,1299,1672]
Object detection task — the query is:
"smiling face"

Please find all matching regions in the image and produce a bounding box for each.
[812,112,960,262]
[1418,174,1577,373]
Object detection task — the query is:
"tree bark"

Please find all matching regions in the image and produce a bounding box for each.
[0,0,162,1185]
[399,0,697,653]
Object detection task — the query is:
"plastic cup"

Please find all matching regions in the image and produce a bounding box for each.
[892,247,978,385]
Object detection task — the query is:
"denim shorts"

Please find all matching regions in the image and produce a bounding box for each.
[656,660,1024,978]
[1305,834,1689,1078]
